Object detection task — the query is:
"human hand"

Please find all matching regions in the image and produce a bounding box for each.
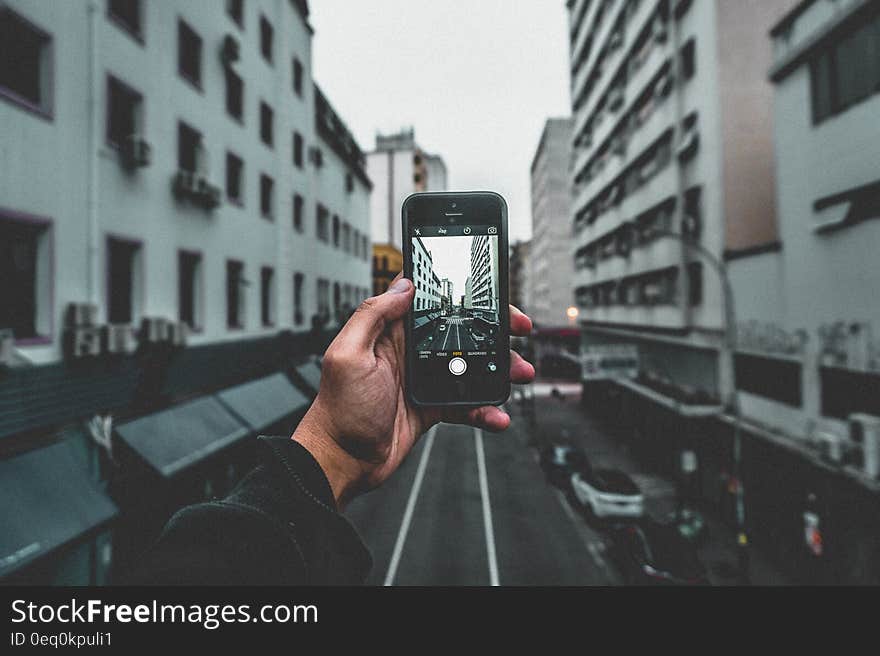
[292,276,535,507]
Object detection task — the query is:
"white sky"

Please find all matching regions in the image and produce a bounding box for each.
[309,0,572,243]
[421,235,476,301]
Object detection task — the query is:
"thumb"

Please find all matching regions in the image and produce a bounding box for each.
[339,277,414,350]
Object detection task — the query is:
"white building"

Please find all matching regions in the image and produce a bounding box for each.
[567,0,794,401]
[412,236,442,311]
[464,276,473,310]
[529,117,574,329]
[366,128,447,251]
[470,235,499,313]
[729,0,880,443]
[0,0,371,367]
[440,278,453,310]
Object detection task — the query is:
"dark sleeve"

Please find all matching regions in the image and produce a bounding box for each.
[130,436,372,585]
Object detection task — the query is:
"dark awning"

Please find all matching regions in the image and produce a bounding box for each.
[115,396,249,478]
[216,373,309,432]
[294,361,323,394]
[0,441,118,578]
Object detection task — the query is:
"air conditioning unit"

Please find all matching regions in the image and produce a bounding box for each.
[0,328,14,367]
[63,327,102,359]
[172,170,199,198]
[220,34,240,65]
[65,303,99,328]
[202,181,222,209]
[139,317,169,343]
[677,125,700,161]
[654,71,674,99]
[309,147,324,167]
[816,431,846,464]
[168,321,188,347]
[850,414,880,478]
[102,324,132,355]
[120,134,151,168]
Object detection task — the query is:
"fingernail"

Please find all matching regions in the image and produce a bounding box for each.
[389,278,411,294]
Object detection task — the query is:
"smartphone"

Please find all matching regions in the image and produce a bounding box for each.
[402,191,510,407]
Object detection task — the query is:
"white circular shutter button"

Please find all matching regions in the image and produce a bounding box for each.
[449,357,467,376]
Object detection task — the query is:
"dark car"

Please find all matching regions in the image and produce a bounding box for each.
[539,443,587,490]
[607,519,710,586]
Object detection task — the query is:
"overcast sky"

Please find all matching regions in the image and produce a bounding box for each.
[309,0,572,243]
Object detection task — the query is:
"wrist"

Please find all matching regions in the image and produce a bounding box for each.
[292,402,364,509]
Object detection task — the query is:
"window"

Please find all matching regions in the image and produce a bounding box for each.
[225,68,243,121]
[226,260,245,328]
[811,9,880,123]
[260,174,274,219]
[317,278,330,318]
[106,76,142,146]
[362,235,368,260]
[108,0,142,39]
[293,131,304,168]
[293,272,304,325]
[178,251,202,330]
[0,214,51,341]
[259,14,273,63]
[226,152,243,204]
[260,101,274,147]
[333,282,341,316]
[680,39,696,81]
[107,237,142,325]
[293,193,304,232]
[0,7,53,116]
[346,173,354,193]
[342,222,351,253]
[226,0,244,27]
[316,204,329,241]
[332,215,340,247]
[292,57,303,96]
[735,354,802,407]
[177,20,202,89]
[177,121,202,172]
[260,267,275,326]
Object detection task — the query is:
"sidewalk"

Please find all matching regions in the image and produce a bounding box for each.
[517,384,790,586]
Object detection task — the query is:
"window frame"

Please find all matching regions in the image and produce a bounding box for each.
[259,173,275,220]
[105,233,144,326]
[293,131,304,168]
[105,73,143,149]
[260,265,275,327]
[225,151,244,206]
[0,207,54,345]
[259,100,274,147]
[259,14,274,64]
[177,248,204,333]
[107,0,144,44]
[177,18,203,92]
[0,6,54,120]
[226,258,246,330]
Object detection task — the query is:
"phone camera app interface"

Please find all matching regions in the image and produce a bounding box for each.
[411,225,501,383]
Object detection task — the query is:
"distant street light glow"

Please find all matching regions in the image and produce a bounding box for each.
[566,306,579,320]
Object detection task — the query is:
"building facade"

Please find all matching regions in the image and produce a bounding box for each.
[0,0,370,584]
[469,234,499,313]
[372,243,403,295]
[567,0,793,403]
[412,236,442,311]
[366,128,447,251]
[529,118,575,329]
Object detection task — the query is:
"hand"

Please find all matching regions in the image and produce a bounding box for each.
[292,276,535,508]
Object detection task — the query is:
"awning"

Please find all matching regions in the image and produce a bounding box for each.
[0,441,118,578]
[294,361,323,394]
[115,396,249,478]
[216,373,309,432]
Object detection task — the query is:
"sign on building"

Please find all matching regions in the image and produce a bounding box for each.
[580,345,639,381]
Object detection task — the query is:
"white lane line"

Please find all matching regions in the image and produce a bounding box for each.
[383,426,438,586]
[474,427,500,586]
[552,489,612,573]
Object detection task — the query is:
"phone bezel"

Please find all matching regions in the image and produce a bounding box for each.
[402,191,511,407]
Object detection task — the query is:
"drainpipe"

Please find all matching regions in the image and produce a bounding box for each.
[86,0,101,308]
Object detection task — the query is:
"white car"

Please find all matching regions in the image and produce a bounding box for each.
[571,466,644,519]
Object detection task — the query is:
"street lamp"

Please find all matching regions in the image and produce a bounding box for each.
[647,226,749,584]
[566,306,579,325]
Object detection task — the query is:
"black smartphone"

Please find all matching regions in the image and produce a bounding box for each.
[402,191,510,407]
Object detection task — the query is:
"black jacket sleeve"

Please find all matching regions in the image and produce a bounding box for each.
[130,436,372,585]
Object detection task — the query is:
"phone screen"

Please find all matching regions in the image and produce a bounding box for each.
[404,193,509,406]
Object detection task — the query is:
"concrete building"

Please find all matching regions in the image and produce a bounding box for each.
[0,0,370,584]
[440,278,454,312]
[567,0,794,403]
[412,236,442,311]
[464,275,473,310]
[469,235,499,313]
[730,0,880,452]
[509,240,532,314]
[366,128,447,251]
[529,118,575,329]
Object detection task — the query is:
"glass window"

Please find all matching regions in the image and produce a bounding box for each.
[106,76,142,146]
[0,217,51,340]
[0,8,53,113]
[226,152,243,204]
[177,20,202,88]
[108,0,142,38]
[178,251,202,330]
[260,15,273,63]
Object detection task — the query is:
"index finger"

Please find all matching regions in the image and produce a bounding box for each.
[510,305,532,337]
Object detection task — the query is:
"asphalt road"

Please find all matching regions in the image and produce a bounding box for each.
[417,316,481,352]
[344,391,620,586]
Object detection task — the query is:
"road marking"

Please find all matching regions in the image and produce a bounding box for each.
[383,426,438,586]
[552,488,615,580]
[474,427,500,586]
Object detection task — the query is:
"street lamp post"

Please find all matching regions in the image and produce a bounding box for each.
[650,228,749,584]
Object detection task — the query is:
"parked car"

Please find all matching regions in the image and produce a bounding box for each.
[539,443,587,490]
[571,465,644,519]
[607,520,710,586]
